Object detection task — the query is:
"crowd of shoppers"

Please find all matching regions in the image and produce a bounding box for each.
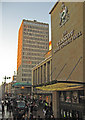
[2,95,55,120]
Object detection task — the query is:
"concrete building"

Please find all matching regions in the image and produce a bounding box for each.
[16,19,49,95]
[32,2,85,119]
[11,73,17,96]
[49,2,85,119]
[32,41,52,103]
[4,82,13,98]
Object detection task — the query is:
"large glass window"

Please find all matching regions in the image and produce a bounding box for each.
[60,91,80,103]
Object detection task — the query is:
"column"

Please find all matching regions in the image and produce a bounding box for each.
[52,91,59,118]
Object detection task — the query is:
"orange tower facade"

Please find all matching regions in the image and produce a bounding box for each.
[17,19,49,85]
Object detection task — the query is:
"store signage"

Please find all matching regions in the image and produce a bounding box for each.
[59,2,69,27]
[54,30,82,53]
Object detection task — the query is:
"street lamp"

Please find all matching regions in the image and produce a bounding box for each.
[2,76,11,100]
[4,76,11,83]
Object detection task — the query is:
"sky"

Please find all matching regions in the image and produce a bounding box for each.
[0,1,56,84]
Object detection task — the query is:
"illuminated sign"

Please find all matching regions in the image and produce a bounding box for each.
[49,41,52,50]
[54,30,82,53]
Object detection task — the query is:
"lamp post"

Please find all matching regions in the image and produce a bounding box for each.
[2,76,11,100]
[4,76,11,83]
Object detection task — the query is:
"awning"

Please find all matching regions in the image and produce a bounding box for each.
[36,82,84,91]
[12,82,32,87]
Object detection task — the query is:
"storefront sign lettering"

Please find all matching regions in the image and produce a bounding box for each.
[54,30,82,53]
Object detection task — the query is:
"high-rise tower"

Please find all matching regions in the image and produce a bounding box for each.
[17,19,49,89]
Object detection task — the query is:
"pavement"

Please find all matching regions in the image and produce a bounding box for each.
[2,105,13,120]
[0,104,45,120]
[0,103,2,119]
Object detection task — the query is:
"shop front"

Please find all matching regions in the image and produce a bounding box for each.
[33,91,52,104]
[59,90,85,119]
[12,82,32,96]
[36,81,85,118]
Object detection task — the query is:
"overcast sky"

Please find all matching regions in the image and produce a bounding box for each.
[0,1,55,84]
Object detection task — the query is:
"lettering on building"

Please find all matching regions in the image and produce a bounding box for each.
[54,30,82,53]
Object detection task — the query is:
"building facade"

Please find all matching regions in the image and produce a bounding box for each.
[32,48,52,103]
[32,2,85,119]
[16,19,49,94]
[50,2,85,119]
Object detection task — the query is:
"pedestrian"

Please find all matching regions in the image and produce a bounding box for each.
[38,115,40,120]
[33,115,36,120]
[24,113,28,120]
[29,113,33,120]
[44,102,48,111]
[26,102,29,114]
[30,104,33,114]
[8,100,10,111]
[50,114,55,120]
[21,115,25,120]
[38,115,42,120]
[7,101,9,111]
[2,103,4,114]
[45,107,51,118]
[50,101,52,107]
[43,108,46,116]
[49,105,53,116]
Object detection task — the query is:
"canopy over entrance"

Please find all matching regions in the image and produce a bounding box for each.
[36,81,84,91]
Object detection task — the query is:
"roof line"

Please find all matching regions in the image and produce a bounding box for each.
[49,0,60,14]
[23,19,49,25]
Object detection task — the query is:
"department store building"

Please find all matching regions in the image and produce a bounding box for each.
[32,2,85,119]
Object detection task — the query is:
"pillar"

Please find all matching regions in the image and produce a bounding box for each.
[52,91,59,118]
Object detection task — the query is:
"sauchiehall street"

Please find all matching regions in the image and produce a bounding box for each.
[32,1,85,119]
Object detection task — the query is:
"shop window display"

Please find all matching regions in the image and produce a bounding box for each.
[60,92,65,102]
[59,91,83,119]
[72,91,79,103]
[65,92,71,103]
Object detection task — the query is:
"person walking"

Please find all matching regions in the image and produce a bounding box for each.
[49,104,53,116]
[24,113,28,120]
[21,115,25,120]
[43,108,46,116]
[30,103,33,114]
[38,115,42,120]
[29,113,33,120]
[2,103,4,114]
[7,101,9,111]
